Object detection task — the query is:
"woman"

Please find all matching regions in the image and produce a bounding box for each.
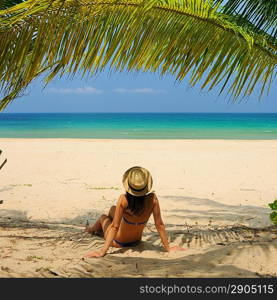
[85,166,185,258]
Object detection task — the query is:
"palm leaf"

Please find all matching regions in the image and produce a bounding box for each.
[0,0,276,111]
[215,0,277,38]
[0,0,25,10]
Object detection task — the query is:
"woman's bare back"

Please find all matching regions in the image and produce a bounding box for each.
[114,193,155,243]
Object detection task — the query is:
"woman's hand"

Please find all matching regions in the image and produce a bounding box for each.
[84,250,106,258]
[168,245,186,252]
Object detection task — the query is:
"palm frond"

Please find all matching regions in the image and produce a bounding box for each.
[0,0,25,10]
[215,0,277,38]
[0,0,276,111]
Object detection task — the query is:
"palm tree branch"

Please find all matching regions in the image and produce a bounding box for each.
[1,0,275,52]
[214,0,277,37]
[0,0,276,111]
[0,0,26,10]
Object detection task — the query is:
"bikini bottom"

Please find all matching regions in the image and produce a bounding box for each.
[113,239,140,247]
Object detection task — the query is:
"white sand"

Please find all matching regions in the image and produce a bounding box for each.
[0,139,277,277]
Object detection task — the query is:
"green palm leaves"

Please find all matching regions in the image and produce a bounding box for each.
[0,0,276,111]
[0,0,26,10]
[268,200,277,226]
[215,0,277,37]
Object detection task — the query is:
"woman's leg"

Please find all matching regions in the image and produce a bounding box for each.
[100,205,116,237]
[85,205,116,234]
[108,205,116,220]
[85,217,102,234]
[87,213,119,248]
[100,214,120,248]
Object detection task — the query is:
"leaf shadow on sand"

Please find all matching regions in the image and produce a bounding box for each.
[58,237,277,278]
[0,196,276,278]
[160,195,272,228]
[0,195,271,228]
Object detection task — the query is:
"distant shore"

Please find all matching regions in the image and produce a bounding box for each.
[0,138,277,277]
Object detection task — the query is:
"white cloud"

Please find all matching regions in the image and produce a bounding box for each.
[47,86,103,94]
[113,88,165,94]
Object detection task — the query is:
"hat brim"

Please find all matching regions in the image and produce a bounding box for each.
[122,166,153,196]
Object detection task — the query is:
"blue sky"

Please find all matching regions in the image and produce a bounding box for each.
[3,69,277,113]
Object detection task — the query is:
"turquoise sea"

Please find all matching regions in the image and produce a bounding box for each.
[0,113,277,139]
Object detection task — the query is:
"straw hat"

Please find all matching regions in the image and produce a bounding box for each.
[122,166,153,196]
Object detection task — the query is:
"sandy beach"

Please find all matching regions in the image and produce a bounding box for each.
[0,138,277,278]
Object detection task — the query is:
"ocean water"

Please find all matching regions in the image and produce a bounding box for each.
[0,113,277,139]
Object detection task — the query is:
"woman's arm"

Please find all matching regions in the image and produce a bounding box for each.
[152,194,170,251]
[85,195,126,258]
[152,194,185,252]
[100,195,126,254]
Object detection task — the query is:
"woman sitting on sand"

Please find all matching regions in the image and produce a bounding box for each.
[85,166,185,258]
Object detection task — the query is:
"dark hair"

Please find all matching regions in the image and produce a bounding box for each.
[126,192,146,216]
